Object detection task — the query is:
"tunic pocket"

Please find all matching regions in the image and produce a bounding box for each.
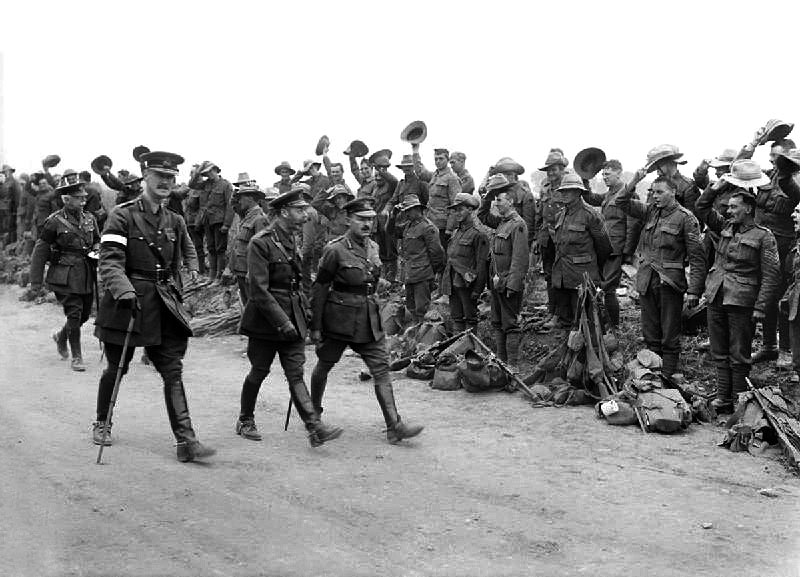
[46,263,71,286]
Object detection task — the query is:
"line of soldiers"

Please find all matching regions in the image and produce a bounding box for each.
[20,118,800,461]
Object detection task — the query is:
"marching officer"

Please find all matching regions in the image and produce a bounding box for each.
[398,194,445,324]
[441,192,489,333]
[230,184,269,305]
[92,150,215,463]
[695,159,781,412]
[29,181,100,371]
[309,198,424,444]
[236,187,343,445]
[550,172,613,328]
[618,172,704,377]
[477,174,530,367]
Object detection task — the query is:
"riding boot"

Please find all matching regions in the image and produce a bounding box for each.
[711,364,733,413]
[506,331,521,368]
[166,381,215,462]
[374,375,423,444]
[493,329,507,362]
[53,325,69,360]
[288,380,342,447]
[310,364,329,415]
[68,329,86,371]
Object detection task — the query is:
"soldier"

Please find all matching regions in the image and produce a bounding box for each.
[92,150,215,463]
[784,201,800,384]
[441,192,489,333]
[350,155,376,199]
[309,198,424,444]
[371,155,400,283]
[398,194,445,324]
[187,162,234,281]
[236,188,343,445]
[618,172,704,377]
[489,157,536,247]
[642,144,700,214]
[693,149,738,275]
[550,172,613,328]
[737,136,800,365]
[231,185,269,305]
[29,181,100,371]
[695,159,781,412]
[0,165,21,246]
[273,161,296,194]
[99,167,144,205]
[32,173,60,236]
[580,159,636,326]
[304,184,353,296]
[535,149,568,326]
[295,159,330,200]
[449,152,475,196]
[477,174,529,367]
[411,144,462,248]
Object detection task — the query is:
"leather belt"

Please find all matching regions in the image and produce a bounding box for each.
[269,280,300,292]
[129,268,173,283]
[333,282,375,295]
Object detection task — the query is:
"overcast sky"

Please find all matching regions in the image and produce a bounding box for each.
[1,0,798,188]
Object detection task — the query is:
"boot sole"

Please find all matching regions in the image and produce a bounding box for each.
[387,426,424,445]
[177,447,217,462]
[309,427,343,447]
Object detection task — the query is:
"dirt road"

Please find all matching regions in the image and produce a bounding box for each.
[1,285,799,577]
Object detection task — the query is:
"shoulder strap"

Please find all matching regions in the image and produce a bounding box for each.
[129,209,168,268]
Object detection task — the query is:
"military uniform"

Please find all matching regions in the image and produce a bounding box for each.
[236,199,342,445]
[441,205,489,332]
[187,170,234,280]
[0,176,21,244]
[231,203,269,305]
[93,151,213,462]
[534,179,561,314]
[696,185,781,407]
[399,208,445,323]
[310,201,423,443]
[29,197,100,369]
[413,153,462,247]
[782,240,800,377]
[477,180,530,366]
[618,185,704,376]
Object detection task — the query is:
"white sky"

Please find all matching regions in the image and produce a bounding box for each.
[1,0,798,188]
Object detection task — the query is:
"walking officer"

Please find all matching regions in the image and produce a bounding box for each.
[236,187,343,445]
[309,198,424,444]
[29,181,100,371]
[477,174,530,367]
[441,192,489,333]
[230,184,269,306]
[92,151,215,463]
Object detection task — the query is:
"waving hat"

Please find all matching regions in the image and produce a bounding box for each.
[644,144,687,173]
[344,140,369,157]
[721,160,770,189]
[400,121,427,144]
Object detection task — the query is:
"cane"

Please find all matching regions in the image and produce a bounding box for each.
[96,312,136,464]
[284,399,293,431]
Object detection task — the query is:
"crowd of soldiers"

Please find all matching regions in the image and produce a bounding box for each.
[7,118,800,462]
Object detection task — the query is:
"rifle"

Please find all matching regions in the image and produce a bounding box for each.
[388,329,472,371]
[467,330,539,402]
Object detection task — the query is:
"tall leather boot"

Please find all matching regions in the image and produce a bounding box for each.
[165,381,216,462]
[711,364,733,413]
[52,325,69,360]
[310,364,330,415]
[493,329,508,362]
[731,365,751,407]
[374,376,423,444]
[661,352,679,378]
[288,380,342,447]
[68,328,86,372]
[506,331,521,368]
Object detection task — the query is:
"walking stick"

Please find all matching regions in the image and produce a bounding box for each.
[96,312,136,464]
[284,399,293,431]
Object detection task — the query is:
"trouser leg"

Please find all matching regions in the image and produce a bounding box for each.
[240,338,278,419]
[449,285,466,333]
[190,226,206,274]
[237,275,249,307]
[729,304,755,399]
[602,255,623,327]
[708,297,732,402]
[498,289,523,366]
[205,223,218,279]
[96,342,136,421]
[659,285,684,377]
[791,315,800,375]
[310,337,348,415]
[490,289,507,360]
[639,286,663,356]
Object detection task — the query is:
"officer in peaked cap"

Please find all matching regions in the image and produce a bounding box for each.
[309,196,424,444]
[236,181,343,446]
[92,150,215,463]
[29,181,100,372]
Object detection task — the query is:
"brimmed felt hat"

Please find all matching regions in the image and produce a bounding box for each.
[300,159,322,175]
[56,182,87,196]
[761,119,794,144]
[396,154,415,168]
[645,144,687,173]
[450,151,466,162]
[270,188,310,210]
[91,155,113,175]
[398,194,423,211]
[574,147,606,180]
[344,140,369,157]
[372,155,391,168]
[538,149,569,171]
[140,151,184,175]
[132,145,150,163]
[290,182,313,199]
[263,186,280,200]
[122,173,143,185]
[490,157,525,176]
[448,192,479,209]
[485,173,513,193]
[237,185,265,200]
[556,171,588,192]
[233,172,255,185]
[708,148,737,169]
[42,154,61,169]
[315,135,330,156]
[775,149,800,174]
[400,120,427,145]
[327,184,355,200]
[369,149,393,165]
[274,161,296,176]
[200,162,220,174]
[721,159,770,189]
[344,198,377,217]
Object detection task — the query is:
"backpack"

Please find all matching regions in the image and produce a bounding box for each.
[639,389,691,433]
